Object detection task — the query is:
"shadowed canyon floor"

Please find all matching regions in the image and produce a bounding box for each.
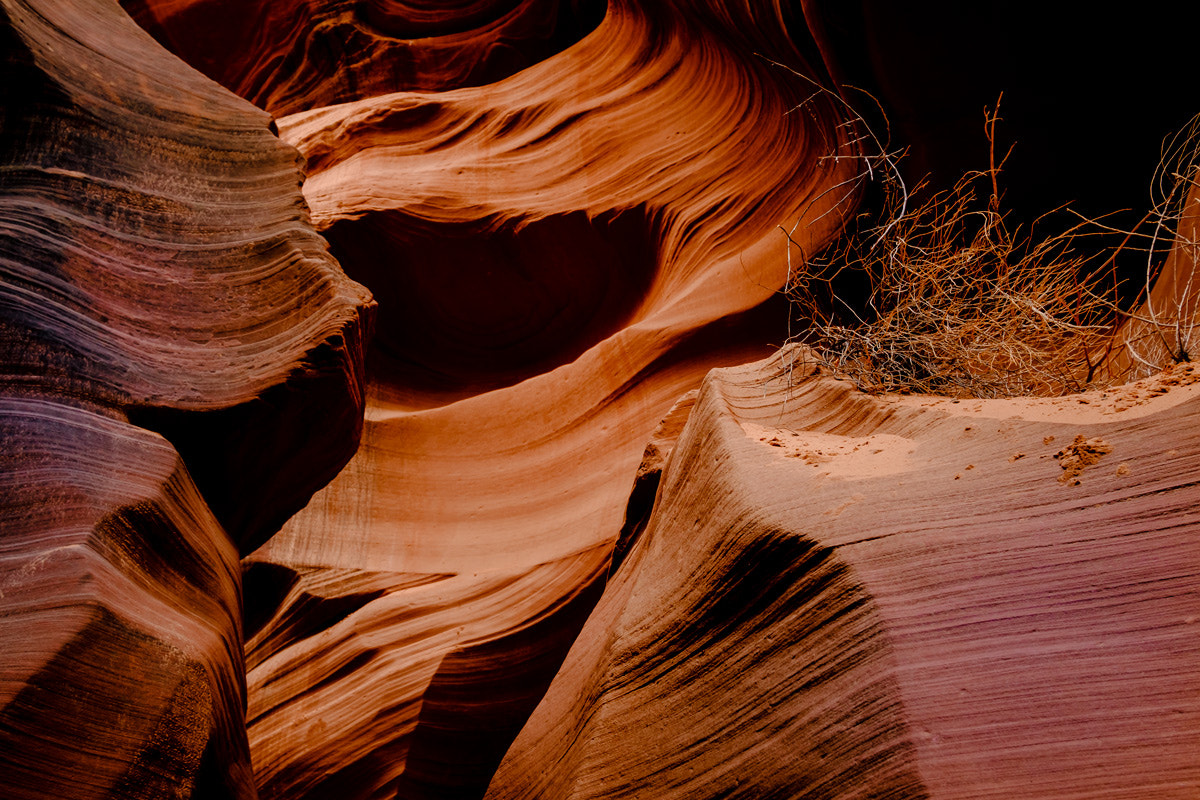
[2,1,1199,799]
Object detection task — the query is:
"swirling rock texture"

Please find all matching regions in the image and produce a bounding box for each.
[116,2,858,798]
[4,1,1200,799]
[0,0,370,797]
[491,346,1200,799]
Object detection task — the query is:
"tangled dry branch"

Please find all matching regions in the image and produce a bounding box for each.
[1105,114,1200,379]
[769,70,1200,398]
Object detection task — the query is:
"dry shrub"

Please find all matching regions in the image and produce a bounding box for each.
[1104,114,1200,379]
[784,96,1114,397]
[767,58,1174,398]
[767,54,1200,398]
[794,185,1121,396]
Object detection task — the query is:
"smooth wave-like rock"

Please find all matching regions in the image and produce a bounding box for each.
[1,0,372,797]
[0,398,252,799]
[226,1,857,797]
[121,0,608,115]
[9,1,1200,798]
[241,549,607,799]
[1,0,372,551]
[489,345,1200,799]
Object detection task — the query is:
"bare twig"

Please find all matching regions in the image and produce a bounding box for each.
[783,94,1121,397]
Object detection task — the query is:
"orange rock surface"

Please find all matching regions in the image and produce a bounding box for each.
[490,348,1200,798]
[1,0,369,796]
[235,3,855,796]
[3,1,1199,799]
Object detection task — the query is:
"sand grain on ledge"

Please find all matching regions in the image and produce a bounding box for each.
[741,421,917,478]
[890,361,1200,423]
[492,346,1200,799]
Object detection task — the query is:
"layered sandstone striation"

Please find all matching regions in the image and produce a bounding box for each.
[121,0,609,114]
[1,0,372,550]
[124,2,858,797]
[0,399,253,799]
[5,1,1200,799]
[490,346,1200,799]
[0,0,371,797]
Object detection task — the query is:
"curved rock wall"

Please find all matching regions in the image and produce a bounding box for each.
[122,0,609,113]
[5,1,1199,799]
[491,347,1200,798]
[1,0,373,551]
[5,1,857,797]
[218,3,857,797]
[1,0,372,797]
[0,399,252,799]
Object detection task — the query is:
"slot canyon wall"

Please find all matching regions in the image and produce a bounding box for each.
[1,1,1197,799]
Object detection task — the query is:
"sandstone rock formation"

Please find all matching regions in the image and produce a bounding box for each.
[0,400,252,799]
[1,0,371,796]
[118,3,860,798]
[1,0,372,551]
[3,1,1199,799]
[490,346,1200,799]
[123,0,609,114]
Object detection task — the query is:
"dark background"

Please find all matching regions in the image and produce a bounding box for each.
[792,2,1197,227]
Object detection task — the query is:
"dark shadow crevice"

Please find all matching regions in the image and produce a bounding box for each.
[326,208,658,405]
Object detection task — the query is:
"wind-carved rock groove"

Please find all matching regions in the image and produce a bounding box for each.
[10,1,1197,799]
[326,208,657,400]
[115,2,858,798]
[1,0,372,797]
[489,348,1200,798]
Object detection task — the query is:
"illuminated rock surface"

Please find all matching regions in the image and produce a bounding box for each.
[124,2,853,797]
[249,13,851,800]
[489,347,1200,799]
[1,0,370,797]
[3,0,1199,798]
